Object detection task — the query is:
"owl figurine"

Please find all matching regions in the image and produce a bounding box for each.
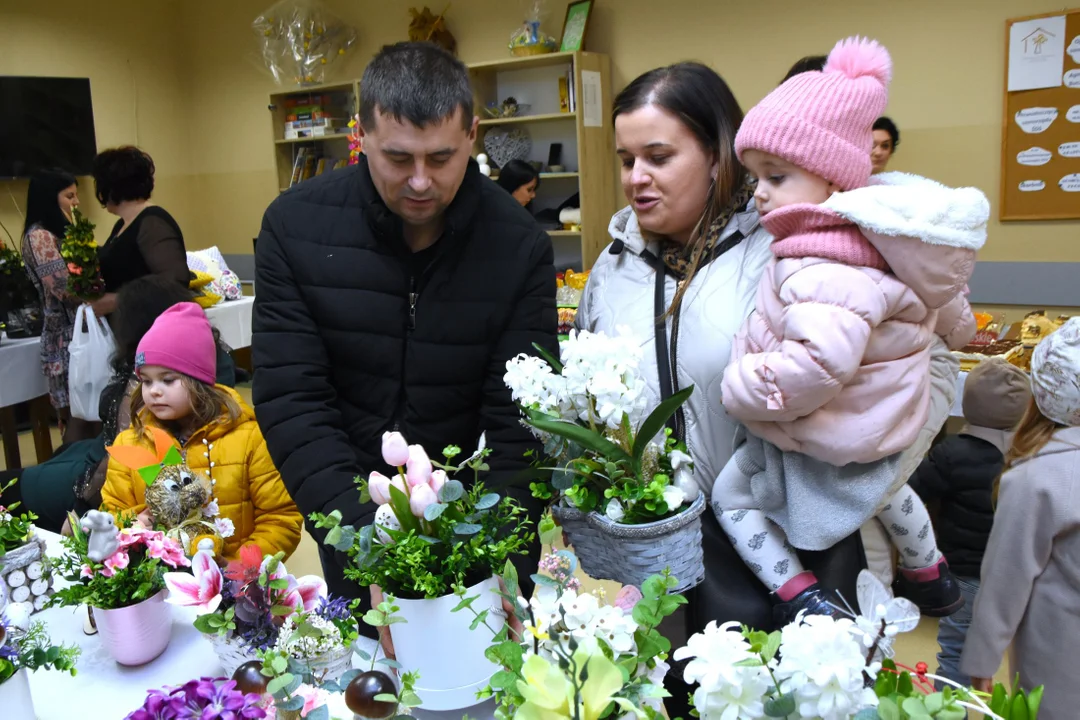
[106,427,230,556]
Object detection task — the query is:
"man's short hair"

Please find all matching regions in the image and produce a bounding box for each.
[360,42,473,131]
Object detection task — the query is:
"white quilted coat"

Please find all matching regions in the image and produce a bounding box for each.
[576,202,960,500]
[575,203,773,495]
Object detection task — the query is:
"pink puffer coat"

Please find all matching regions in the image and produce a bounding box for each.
[721,172,989,466]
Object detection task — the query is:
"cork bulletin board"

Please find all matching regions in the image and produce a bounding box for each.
[1002,9,1080,220]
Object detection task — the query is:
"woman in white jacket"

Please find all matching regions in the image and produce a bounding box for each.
[575,62,871,720]
[576,59,968,717]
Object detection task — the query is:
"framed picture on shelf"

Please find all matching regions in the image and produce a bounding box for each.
[559,0,593,52]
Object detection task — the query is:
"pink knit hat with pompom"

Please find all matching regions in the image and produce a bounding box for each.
[735,37,892,190]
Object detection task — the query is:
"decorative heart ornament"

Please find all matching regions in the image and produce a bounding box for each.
[483,126,532,169]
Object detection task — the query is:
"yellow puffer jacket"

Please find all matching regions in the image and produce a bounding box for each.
[102,386,303,561]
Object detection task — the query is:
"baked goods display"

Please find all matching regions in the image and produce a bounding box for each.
[953,310,1070,372]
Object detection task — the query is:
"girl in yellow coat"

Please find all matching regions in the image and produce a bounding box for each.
[102,302,302,560]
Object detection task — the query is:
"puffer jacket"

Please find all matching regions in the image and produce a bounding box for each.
[722,173,988,466]
[907,426,1007,576]
[251,156,558,599]
[102,386,303,560]
[576,203,773,494]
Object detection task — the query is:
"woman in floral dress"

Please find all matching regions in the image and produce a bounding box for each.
[20,169,94,442]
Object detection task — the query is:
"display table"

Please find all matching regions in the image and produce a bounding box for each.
[205,296,254,351]
[0,333,53,468]
[24,530,494,720]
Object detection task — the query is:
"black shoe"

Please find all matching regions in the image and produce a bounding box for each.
[894,558,965,617]
[773,584,846,626]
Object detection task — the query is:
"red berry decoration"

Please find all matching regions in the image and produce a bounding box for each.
[345,670,398,719]
[232,660,270,695]
[915,662,929,675]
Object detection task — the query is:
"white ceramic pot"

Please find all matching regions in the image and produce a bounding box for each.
[0,668,35,720]
[389,575,505,711]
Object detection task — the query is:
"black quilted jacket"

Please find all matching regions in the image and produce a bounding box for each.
[908,432,1003,577]
[251,156,558,598]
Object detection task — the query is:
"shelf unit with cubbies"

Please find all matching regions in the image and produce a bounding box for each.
[468,51,617,270]
[268,81,359,194]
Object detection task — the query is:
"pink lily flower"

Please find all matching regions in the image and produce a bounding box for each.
[405,444,433,487]
[381,431,410,467]
[409,483,438,518]
[164,550,223,613]
[281,575,327,613]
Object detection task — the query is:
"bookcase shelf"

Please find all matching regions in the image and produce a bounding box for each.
[266,53,618,270]
[468,51,617,270]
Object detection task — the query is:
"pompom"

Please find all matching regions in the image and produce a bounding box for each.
[824,36,892,86]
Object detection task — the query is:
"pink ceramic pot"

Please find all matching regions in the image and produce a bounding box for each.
[94,589,172,666]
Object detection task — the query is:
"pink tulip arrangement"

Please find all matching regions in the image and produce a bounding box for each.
[312,432,535,600]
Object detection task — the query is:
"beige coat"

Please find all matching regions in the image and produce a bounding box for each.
[961,426,1080,719]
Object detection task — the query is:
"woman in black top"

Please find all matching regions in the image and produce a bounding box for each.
[89,146,189,317]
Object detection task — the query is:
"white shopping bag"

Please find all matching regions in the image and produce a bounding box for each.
[68,304,116,421]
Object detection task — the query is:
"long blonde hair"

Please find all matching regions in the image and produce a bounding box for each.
[130,373,241,439]
[995,397,1065,503]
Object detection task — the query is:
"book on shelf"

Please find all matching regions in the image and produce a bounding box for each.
[289,147,309,186]
[559,77,570,113]
[568,59,576,112]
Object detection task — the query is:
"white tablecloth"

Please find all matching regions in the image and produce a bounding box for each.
[205,296,254,351]
[0,333,49,407]
[23,530,494,720]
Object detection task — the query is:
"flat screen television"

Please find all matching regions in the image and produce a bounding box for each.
[0,77,97,178]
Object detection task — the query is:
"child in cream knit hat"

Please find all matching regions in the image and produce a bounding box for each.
[712,36,991,623]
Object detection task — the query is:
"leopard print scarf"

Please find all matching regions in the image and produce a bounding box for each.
[659,180,756,280]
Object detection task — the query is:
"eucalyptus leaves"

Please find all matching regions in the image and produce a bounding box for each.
[312,433,534,600]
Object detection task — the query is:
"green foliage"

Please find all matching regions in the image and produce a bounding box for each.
[987,675,1043,720]
[0,244,37,310]
[0,478,37,555]
[48,512,172,610]
[313,442,535,599]
[59,207,104,298]
[0,621,80,685]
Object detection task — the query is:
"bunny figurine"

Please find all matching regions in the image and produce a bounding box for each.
[81,510,120,562]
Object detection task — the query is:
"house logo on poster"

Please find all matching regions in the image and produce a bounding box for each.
[1009,15,1067,91]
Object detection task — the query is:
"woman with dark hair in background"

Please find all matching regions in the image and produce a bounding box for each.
[574,61,867,719]
[496,159,541,207]
[782,54,826,81]
[20,169,93,442]
[873,116,900,173]
[89,146,189,317]
[2,275,235,533]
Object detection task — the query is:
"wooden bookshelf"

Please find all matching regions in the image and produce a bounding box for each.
[267,80,359,193]
[265,53,619,270]
[468,51,617,270]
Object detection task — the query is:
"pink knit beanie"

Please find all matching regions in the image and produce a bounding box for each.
[135,302,217,385]
[735,37,892,190]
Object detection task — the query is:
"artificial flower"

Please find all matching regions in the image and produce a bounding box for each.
[79,564,94,579]
[409,483,438,518]
[613,585,643,612]
[774,614,877,720]
[368,471,406,506]
[405,444,433,487]
[381,431,410,467]
[429,469,448,494]
[225,544,263,584]
[164,550,223,614]
[215,518,236,539]
[201,499,220,519]
[673,620,771,720]
[604,498,625,523]
[297,683,331,717]
[662,485,686,511]
[517,651,633,720]
[280,574,327,614]
[101,550,130,578]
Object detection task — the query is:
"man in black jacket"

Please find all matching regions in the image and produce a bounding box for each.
[251,42,558,606]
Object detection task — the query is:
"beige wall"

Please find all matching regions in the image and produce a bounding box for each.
[0,0,193,248]
[2,0,1076,273]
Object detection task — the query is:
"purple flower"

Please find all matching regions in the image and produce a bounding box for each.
[315,595,352,624]
[128,679,265,720]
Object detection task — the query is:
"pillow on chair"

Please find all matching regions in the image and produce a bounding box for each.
[186,246,242,301]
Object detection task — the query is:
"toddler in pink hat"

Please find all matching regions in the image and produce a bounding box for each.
[711,37,991,623]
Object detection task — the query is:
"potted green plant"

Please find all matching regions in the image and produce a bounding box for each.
[0,242,42,339]
[0,615,80,717]
[0,478,54,614]
[504,330,705,591]
[312,432,534,711]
